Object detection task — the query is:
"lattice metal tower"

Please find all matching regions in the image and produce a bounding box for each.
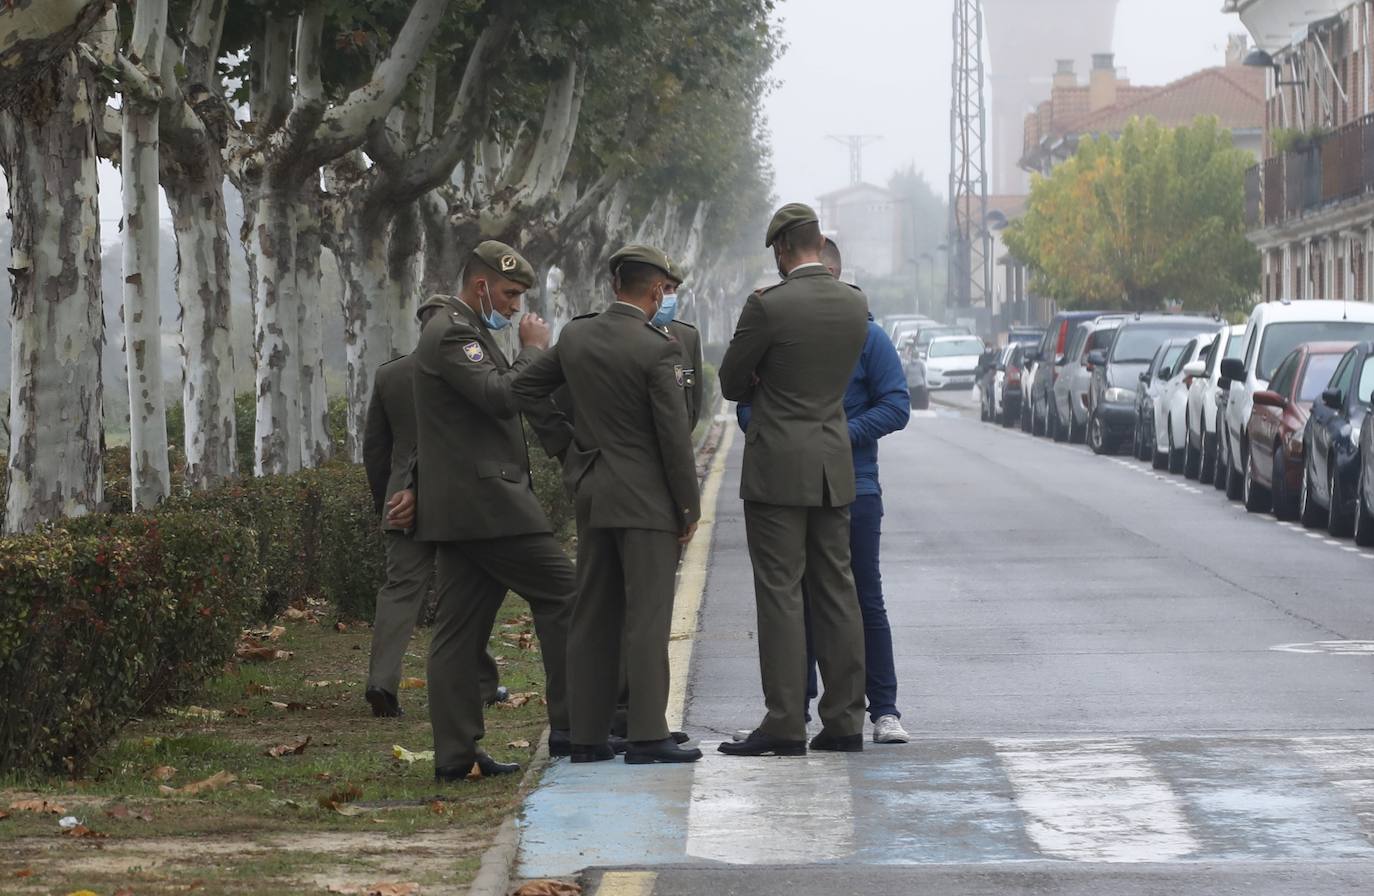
[948,0,991,309]
[827,134,883,185]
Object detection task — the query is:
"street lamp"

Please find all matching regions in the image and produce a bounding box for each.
[1243,47,1305,88]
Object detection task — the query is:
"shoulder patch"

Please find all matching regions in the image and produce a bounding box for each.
[674,364,685,387]
[462,341,485,363]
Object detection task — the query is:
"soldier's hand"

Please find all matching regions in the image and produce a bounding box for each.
[385,489,416,530]
[678,521,699,546]
[519,312,551,350]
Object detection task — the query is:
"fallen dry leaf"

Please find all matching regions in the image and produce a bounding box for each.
[318,783,363,815]
[104,804,153,822]
[398,677,426,690]
[499,691,540,709]
[62,824,108,839]
[267,700,309,712]
[64,891,99,896]
[335,621,349,632]
[367,884,419,896]
[331,802,368,817]
[158,770,236,796]
[265,736,311,758]
[507,739,531,749]
[114,888,135,896]
[14,868,33,877]
[149,765,177,782]
[10,799,65,815]
[0,810,8,821]
[513,881,582,896]
[244,682,274,695]
[391,745,434,764]
[283,607,310,621]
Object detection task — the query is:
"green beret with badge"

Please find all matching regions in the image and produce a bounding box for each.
[608,244,684,286]
[764,202,820,248]
[471,240,536,289]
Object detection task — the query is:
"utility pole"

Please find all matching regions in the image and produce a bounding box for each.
[827,134,883,185]
[948,0,991,310]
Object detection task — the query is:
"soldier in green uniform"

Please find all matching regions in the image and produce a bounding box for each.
[717,204,870,757]
[360,297,505,719]
[512,245,703,765]
[402,240,577,782]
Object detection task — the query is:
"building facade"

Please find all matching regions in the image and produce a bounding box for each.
[816,183,902,282]
[1230,0,1374,301]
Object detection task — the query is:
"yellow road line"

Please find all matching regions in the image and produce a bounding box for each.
[666,424,735,730]
[596,871,658,896]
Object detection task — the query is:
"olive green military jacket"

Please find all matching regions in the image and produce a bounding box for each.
[411,297,567,542]
[512,303,701,534]
[362,354,419,532]
[718,264,868,507]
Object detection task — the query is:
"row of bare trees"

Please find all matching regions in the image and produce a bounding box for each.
[0,0,776,533]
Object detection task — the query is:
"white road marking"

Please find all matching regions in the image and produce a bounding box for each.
[1271,640,1374,655]
[686,747,856,864]
[994,739,1199,862]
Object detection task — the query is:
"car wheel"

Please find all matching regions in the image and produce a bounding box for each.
[1271,447,1296,520]
[1003,401,1017,429]
[1168,425,1185,475]
[1184,430,1201,479]
[1141,419,1156,463]
[1328,458,1354,538]
[1299,456,1327,529]
[1151,428,1168,470]
[1199,430,1216,484]
[1020,399,1032,433]
[1088,412,1114,455]
[1032,398,1045,437]
[1066,410,1079,445]
[1242,444,1270,513]
[1225,436,1245,500]
[1354,467,1374,547]
[1051,402,1067,443]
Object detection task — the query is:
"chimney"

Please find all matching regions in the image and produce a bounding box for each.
[1089,52,1118,112]
[1226,33,1248,67]
[1053,59,1076,89]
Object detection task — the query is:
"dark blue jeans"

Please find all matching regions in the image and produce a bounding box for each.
[805,493,899,722]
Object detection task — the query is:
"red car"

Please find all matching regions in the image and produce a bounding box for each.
[1244,341,1353,517]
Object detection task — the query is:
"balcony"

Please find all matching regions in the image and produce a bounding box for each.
[1245,114,1374,231]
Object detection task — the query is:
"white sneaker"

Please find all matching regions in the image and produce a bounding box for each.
[872,715,909,744]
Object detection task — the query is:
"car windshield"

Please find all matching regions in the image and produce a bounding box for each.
[929,337,984,358]
[1257,322,1374,381]
[1359,356,1374,405]
[1009,331,1041,345]
[917,328,968,347]
[1111,325,1213,363]
[1298,354,1344,402]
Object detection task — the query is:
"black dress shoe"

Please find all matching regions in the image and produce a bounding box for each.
[548,729,572,757]
[717,730,806,757]
[671,731,691,745]
[610,735,629,755]
[485,685,511,707]
[809,731,863,753]
[624,737,703,764]
[570,743,616,763]
[434,752,520,783]
[365,687,402,718]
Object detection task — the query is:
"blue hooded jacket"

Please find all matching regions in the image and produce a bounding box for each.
[737,317,910,496]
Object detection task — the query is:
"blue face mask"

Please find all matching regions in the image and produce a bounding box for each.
[652,291,678,328]
[480,282,512,331]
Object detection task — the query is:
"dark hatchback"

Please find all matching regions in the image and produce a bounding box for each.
[1300,341,1374,537]
[1087,315,1220,456]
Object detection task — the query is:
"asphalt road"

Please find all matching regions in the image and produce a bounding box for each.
[519,388,1374,896]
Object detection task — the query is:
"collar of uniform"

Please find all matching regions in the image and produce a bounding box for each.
[786,262,829,280]
[609,301,649,320]
[445,296,484,328]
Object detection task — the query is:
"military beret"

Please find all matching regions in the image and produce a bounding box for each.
[471,240,536,289]
[608,244,683,285]
[765,202,820,248]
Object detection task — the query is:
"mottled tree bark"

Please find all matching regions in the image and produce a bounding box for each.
[120,0,170,509]
[296,192,330,468]
[1,54,105,533]
[0,0,110,103]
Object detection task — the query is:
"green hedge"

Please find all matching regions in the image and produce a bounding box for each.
[0,513,261,775]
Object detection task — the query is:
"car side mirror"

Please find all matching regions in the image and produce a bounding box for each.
[1086,350,1106,368]
[1322,388,1343,410]
[1182,361,1207,378]
[1139,371,1151,383]
[1220,358,1246,382]
[1054,353,1067,366]
[1157,367,1172,381]
[1252,390,1287,409]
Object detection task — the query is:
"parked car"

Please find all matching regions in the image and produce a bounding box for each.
[1185,324,1245,482]
[1020,346,1042,432]
[1051,317,1123,443]
[1220,299,1374,502]
[1134,337,1191,467]
[910,323,974,358]
[1007,326,1044,347]
[888,315,935,345]
[1240,342,1350,517]
[979,344,1016,423]
[1298,342,1374,535]
[1030,311,1109,438]
[924,335,986,391]
[1001,343,1029,428]
[1154,332,1219,473]
[1356,409,1374,546]
[1086,314,1220,456]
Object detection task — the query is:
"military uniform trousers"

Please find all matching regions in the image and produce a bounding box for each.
[570,491,679,745]
[743,500,866,741]
[367,533,500,704]
[428,533,573,771]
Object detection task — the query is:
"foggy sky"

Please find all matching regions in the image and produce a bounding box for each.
[766,0,1245,204]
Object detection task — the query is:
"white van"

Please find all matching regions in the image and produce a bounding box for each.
[1219,300,1374,500]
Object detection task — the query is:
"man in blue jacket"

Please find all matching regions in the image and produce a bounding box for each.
[737,238,912,743]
